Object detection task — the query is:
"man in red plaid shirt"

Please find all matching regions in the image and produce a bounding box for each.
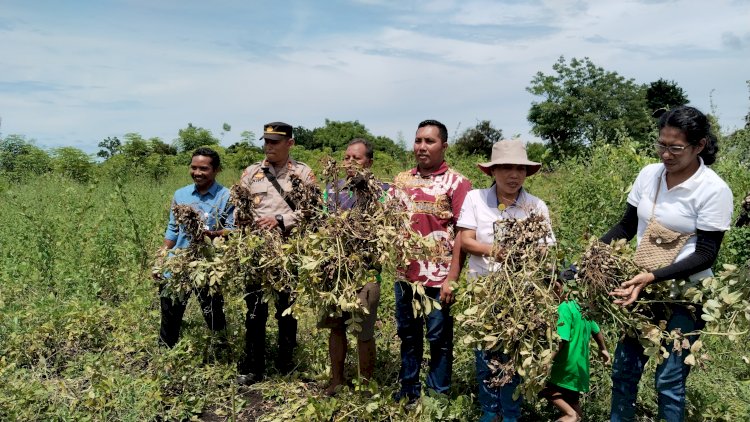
[389,119,472,403]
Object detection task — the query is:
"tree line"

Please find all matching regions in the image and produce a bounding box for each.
[2,56,749,185]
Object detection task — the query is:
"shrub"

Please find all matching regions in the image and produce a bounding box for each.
[0,135,52,181]
[51,147,94,183]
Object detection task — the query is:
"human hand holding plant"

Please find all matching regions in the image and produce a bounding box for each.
[490,244,506,261]
[202,229,227,239]
[609,272,655,306]
[599,349,611,365]
[256,216,279,230]
[440,280,455,305]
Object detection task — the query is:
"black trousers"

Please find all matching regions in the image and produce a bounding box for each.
[159,285,227,348]
[240,285,297,376]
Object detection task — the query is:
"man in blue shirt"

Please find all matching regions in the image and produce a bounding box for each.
[154,147,235,350]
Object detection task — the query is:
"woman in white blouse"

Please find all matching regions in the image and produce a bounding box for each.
[456,139,554,422]
[601,105,733,422]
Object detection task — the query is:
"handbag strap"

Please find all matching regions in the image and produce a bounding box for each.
[261,167,297,212]
[649,169,664,218]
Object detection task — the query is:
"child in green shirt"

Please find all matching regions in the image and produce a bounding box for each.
[541,269,611,422]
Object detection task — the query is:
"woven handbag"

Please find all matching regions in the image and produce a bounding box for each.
[633,171,694,271]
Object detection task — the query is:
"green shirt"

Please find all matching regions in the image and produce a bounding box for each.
[548,300,600,393]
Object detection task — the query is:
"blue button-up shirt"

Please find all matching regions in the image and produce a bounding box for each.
[165,181,235,250]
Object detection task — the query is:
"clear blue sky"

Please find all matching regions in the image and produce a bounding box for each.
[1,0,749,153]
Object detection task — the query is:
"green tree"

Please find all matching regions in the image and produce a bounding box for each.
[527,56,652,160]
[308,120,403,156]
[312,120,372,151]
[226,139,264,170]
[176,123,219,152]
[453,120,503,158]
[293,126,316,149]
[646,78,689,114]
[97,136,121,159]
[51,147,94,183]
[724,126,750,167]
[0,134,52,181]
[525,141,549,166]
[371,135,406,158]
[239,130,256,145]
[121,133,151,162]
[149,138,177,156]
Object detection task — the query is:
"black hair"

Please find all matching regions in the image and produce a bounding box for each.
[347,138,374,160]
[658,105,718,165]
[417,119,448,143]
[192,147,221,170]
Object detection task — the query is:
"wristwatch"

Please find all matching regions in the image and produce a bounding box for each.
[275,214,285,231]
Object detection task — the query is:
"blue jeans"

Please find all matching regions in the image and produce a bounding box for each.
[475,349,522,421]
[610,305,705,422]
[394,281,453,397]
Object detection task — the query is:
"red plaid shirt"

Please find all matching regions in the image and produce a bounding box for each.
[390,161,472,287]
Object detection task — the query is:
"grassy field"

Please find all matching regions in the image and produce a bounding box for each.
[1,146,749,421]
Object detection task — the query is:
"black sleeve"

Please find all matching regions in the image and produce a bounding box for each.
[651,230,725,282]
[600,203,638,244]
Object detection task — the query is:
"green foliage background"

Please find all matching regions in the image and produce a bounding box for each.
[1,141,749,421]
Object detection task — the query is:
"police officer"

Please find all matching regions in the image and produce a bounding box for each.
[236,122,316,385]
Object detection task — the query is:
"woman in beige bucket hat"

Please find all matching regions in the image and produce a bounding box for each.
[477,139,542,178]
[455,139,554,422]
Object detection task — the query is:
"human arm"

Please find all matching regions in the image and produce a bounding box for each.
[592,331,611,364]
[441,232,465,305]
[161,238,176,250]
[652,230,725,281]
[460,228,495,258]
[203,192,236,238]
[441,177,473,304]
[600,203,638,244]
[610,229,725,306]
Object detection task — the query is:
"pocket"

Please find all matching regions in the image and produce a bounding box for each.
[249,184,268,204]
[249,184,268,195]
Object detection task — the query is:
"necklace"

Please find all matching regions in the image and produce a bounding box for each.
[496,189,520,211]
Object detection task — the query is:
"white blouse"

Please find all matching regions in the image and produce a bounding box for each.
[627,160,733,283]
[456,187,555,278]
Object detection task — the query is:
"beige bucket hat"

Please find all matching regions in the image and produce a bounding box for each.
[477,139,542,176]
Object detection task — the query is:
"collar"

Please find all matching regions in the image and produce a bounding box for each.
[192,181,221,197]
[262,157,294,173]
[488,185,525,209]
[410,161,449,178]
[262,157,294,168]
[662,157,707,192]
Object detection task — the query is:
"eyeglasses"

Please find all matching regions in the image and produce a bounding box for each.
[654,143,690,155]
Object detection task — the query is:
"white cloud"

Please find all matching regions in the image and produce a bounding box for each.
[0,0,748,153]
[451,1,555,26]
